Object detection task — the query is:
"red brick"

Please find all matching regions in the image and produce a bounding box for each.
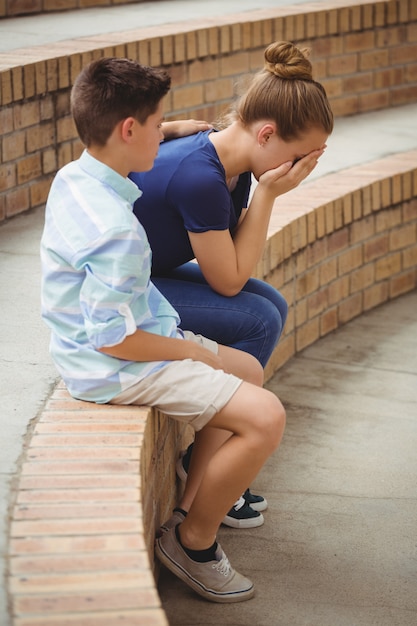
[331,95,359,117]
[220,50,250,77]
[17,486,139,504]
[319,258,338,286]
[390,269,417,297]
[360,49,389,72]
[375,251,402,280]
[326,9,338,35]
[403,244,417,269]
[338,246,363,276]
[328,227,349,255]
[296,317,320,351]
[307,234,328,268]
[343,72,373,94]
[338,292,363,324]
[3,129,25,160]
[295,268,320,301]
[328,53,358,76]
[5,186,30,217]
[10,550,149,575]
[391,84,417,106]
[320,306,338,336]
[364,233,389,262]
[390,42,417,65]
[10,533,145,556]
[328,276,350,306]
[389,224,416,251]
[13,587,161,614]
[345,31,375,52]
[350,263,375,293]
[13,608,168,626]
[375,206,402,232]
[30,178,53,208]
[307,288,328,318]
[363,281,389,310]
[10,516,142,538]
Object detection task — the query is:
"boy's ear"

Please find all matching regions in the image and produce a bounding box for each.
[120,117,137,142]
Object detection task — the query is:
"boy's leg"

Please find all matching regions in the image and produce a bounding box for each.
[178,380,285,550]
[178,344,263,512]
[156,379,285,602]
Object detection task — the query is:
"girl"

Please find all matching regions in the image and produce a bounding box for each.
[131,40,334,529]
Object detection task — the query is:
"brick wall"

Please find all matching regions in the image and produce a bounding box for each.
[260,150,417,380]
[1,0,417,223]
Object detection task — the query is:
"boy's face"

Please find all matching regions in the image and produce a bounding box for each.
[131,100,165,172]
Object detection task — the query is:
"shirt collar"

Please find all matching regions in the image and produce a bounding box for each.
[79,150,142,206]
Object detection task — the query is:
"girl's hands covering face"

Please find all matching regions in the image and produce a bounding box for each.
[257,145,326,198]
[251,123,328,197]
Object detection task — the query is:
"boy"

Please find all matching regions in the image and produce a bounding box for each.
[40,57,286,603]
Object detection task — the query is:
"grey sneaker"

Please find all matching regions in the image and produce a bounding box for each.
[155,526,254,603]
[157,509,186,537]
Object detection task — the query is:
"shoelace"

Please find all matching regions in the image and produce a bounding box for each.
[232,495,246,511]
[212,553,232,577]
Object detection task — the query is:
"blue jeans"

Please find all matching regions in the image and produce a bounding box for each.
[153,263,288,368]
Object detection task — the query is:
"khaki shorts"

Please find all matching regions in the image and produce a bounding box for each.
[109,331,242,431]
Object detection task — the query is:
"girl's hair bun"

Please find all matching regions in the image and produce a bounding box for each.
[264,41,313,81]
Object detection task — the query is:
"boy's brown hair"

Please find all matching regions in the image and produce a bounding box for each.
[71,57,171,148]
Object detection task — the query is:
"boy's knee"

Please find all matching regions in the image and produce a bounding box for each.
[253,390,286,452]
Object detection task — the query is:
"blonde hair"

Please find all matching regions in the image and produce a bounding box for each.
[228,41,333,140]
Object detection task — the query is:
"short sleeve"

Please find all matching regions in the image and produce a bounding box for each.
[167,153,234,233]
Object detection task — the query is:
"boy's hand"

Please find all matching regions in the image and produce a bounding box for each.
[257,147,325,199]
[188,341,225,371]
[99,329,225,371]
[162,119,213,140]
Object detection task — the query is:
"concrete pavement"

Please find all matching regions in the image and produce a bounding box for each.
[0,0,319,53]
[1,1,417,624]
[159,289,417,626]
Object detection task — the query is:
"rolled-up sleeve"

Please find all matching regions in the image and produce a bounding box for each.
[76,227,150,349]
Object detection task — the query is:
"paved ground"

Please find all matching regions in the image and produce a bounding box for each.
[0,0,317,52]
[1,1,417,624]
[159,290,417,626]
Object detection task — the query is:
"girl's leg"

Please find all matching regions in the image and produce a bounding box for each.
[153,262,287,368]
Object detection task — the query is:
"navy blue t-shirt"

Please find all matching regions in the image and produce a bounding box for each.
[130,130,251,275]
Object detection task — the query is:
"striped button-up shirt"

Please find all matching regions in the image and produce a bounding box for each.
[41,150,181,403]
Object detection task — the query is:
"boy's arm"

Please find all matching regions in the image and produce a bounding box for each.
[162,119,212,140]
[99,328,223,370]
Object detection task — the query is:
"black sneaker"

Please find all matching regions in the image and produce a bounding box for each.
[222,496,264,528]
[243,488,268,512]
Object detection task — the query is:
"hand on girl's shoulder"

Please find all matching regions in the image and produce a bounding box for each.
[162,119,213,140]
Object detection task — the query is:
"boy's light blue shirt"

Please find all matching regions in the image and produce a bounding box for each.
[41,149,181,403]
